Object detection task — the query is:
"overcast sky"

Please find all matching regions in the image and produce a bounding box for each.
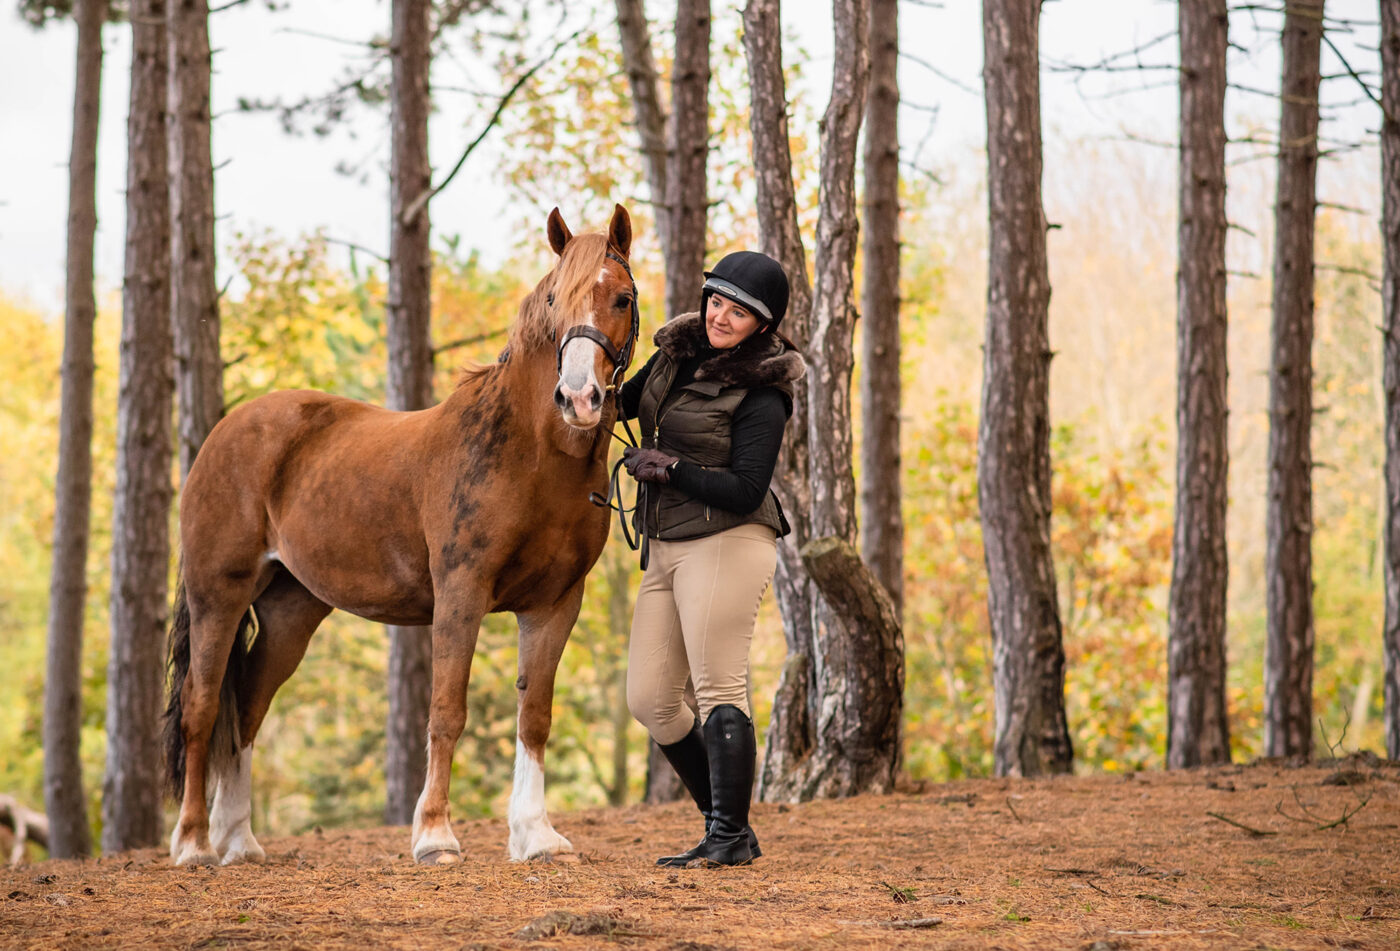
[0,0,1380,316]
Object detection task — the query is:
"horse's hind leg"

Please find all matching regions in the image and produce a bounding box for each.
[209,572,331,865]
[172,586,257,867]
[508,583,585,861]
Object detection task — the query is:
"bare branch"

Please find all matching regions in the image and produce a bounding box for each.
[402,22,592,227]
[433,325,509,355]
[1321,31,1388,119]
[324,235,388,264]
[1206,811,1277,836]
[898,50,979,96]
[1316,262,1381,282]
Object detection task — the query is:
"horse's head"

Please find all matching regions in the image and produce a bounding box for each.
[544,204,638,430]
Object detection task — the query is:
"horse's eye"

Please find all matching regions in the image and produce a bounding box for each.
[615,294,632,310]
[546,292,555,307]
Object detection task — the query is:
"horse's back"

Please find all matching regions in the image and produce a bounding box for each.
[182,389,445,622]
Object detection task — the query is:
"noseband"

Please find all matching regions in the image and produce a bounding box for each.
[555,250,641,393]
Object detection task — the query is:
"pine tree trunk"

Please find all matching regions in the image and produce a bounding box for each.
[167,0,221,479]
[613,0,669,256]
[663,0,710,322]
[758,0,901,801]
[44,0,106,860]
[1265,0,1324,761]
[741,0,821,800]
[1168,0,1232,769]
[383,0,434,827]
[103,0,172,853]
[1380,0,1400,760]
[858,0,902,613]
[623,0,711,803]
[979,0,1072,778]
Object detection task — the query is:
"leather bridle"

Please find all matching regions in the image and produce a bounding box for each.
[556,249,649,566]
[555,250,640,396]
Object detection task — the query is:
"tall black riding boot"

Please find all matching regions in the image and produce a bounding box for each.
[685,704,757,868]
[654,718,761,867]
[654,720,711,867]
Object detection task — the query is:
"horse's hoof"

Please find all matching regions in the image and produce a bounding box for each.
[173,848,219,867]
[417,849,461,866]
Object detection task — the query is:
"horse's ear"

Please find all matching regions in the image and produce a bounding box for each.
[547,207,573,256]
[608,203,632,258]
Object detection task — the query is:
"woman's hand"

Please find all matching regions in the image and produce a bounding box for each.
[623,447,679,484]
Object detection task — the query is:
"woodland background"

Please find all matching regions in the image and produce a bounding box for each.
[0,0,1391,849]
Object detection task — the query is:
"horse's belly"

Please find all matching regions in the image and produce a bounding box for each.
[274,528,435,626]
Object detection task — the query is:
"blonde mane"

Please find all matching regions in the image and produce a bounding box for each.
[455,233,609,388]
[509,233,608,359]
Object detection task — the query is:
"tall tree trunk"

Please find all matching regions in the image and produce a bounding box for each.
[858,0,902,613]
[383,0,434,827]
[755,0,900,801]
[615,0,711,803]
[663,0,710,322]
[1265,0,1324,761]
[742,0,819,800]
[1168,0,1232,769]
[1380,0,1400,759]
[103,0,172,853]
[613,0,669,256]
[167,0,221,478]
[979,0,1072,778]
[44,0,106,860]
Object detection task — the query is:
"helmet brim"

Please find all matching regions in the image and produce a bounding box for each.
[701,275,775,325]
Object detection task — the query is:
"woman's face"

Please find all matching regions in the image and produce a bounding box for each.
[705,293,764,349]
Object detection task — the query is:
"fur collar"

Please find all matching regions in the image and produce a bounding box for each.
[652,312,805,389]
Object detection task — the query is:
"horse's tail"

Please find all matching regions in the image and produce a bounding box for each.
[162,577,254,800]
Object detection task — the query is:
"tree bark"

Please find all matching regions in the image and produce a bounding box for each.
[858,0,902,614]
[613,0,669,256]
[44,0,106,861]
[1168,0,1232,770]
[1380,0,1400,760]
[741,0,818,800]
[742,0,818,786]
[1265,0,1324,761]
[758,0,900,801]
[979,0,1073,778]
[616,0,712,803]
[383,0,434,827]
[663,0,710,322]
[103,0,172,853]
[167,0,221,479]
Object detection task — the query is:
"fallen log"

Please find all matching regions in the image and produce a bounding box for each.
[0,794,50,865]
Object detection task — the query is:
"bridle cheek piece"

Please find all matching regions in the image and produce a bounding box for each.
[555,250,641,394]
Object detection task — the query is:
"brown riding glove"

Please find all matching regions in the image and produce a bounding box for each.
[622,447,679,484]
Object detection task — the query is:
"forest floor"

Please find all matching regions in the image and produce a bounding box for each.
[1,755,1397,951]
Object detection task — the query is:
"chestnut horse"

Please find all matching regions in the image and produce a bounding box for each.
[163,205,637,866]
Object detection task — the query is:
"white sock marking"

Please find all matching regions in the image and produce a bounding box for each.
[508,740,571,860]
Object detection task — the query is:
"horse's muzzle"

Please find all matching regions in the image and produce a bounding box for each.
[555,381,604,427]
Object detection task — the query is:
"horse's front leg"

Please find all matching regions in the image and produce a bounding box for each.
[509,583,586,862]
[411,604,483,865]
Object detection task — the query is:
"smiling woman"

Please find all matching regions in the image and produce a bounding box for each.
[613,249,804,868]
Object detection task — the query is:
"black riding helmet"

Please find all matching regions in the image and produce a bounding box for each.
[700,251,790,334]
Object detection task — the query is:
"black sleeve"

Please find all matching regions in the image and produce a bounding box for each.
[618,351,659,421]
[668,387,789,514]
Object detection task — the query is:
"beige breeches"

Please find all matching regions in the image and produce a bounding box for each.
[626,522,778,745]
